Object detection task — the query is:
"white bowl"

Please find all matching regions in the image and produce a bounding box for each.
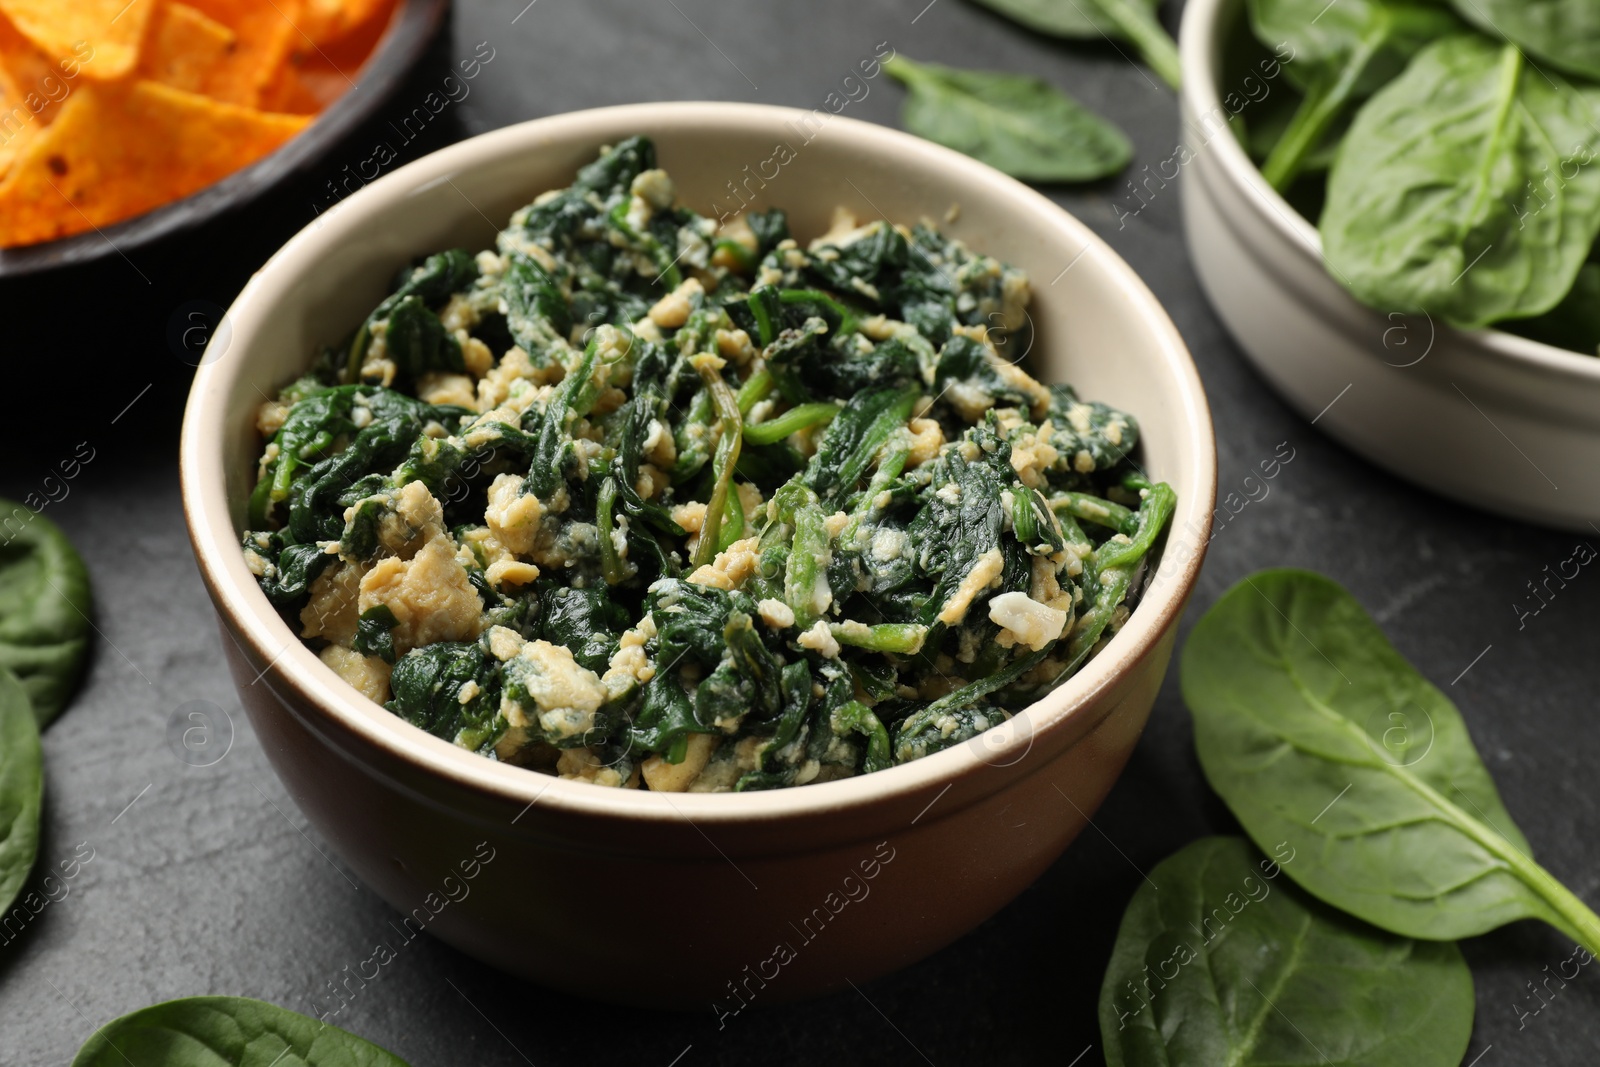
[1180,0,1600,531]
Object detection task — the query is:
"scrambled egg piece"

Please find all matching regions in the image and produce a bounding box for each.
[503,639,608,742]
[358,534,485,656]
[320,645,393,704]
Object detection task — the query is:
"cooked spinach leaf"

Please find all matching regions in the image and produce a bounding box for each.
[346,249,478,385]
[241,138,1170,792]
[1320,36,1600,329]
[967,0,1181,90]
[1183,569,1600,951]
[884,55,1133,182]
[1058,478,1174,674]
[379,295,464,383]
[0,668,41,917]
[1099,836,1474,1067]
[351,605,399,664]
[388,641,504,753]
[70,996,409,1067]
[0,499,92,726]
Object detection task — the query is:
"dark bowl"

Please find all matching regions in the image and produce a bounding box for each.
[0,0,448,278]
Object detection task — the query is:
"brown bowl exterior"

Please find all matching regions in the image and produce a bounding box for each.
[217,618,1173,1008]
[182,102,1215,1008]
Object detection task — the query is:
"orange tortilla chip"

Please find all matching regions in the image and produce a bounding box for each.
[0,13,81,125]
[300,0,392,45]
[258,57,324,115]
[259,49,355,114]
[138,1,238,97]
[181,0,302,107]
[0,0,154,80]
[0,79,309,247]
[0,13,36,102]
[0,115,38,180]
[261,0,393,114]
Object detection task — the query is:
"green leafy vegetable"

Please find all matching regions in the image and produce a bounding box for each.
[387,641,504,753]
[1250,0,1411,77]
[1183,569,1600,951]
[0,668,41,917]
[1320,36,1600,329]
[1249,0,1460,189]
[968,0,1181,90]
[1237,0,1600,352]
[346,249,478,384]
[1099,836,1474,1067]
[351,605,399,664]
[379,295,464,383]
[884,55,1133,182]
[1449,0,1600,81]
[1245,93,1348,176]
[71,996,409,1067]
[802,384,919,509]
[1504,262,1600,354]
[893,701,1005,762]
[689,353,745,569]
[0,499,92,726]
[743,402,837,446]
[1058,479,1174,673]
[241,139,1171,791]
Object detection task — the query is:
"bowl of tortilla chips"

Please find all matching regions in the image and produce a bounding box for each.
[0,0,446,273]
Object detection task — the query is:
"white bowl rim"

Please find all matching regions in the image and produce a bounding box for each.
[181,101,1216,828]
[1178,0,1600,383]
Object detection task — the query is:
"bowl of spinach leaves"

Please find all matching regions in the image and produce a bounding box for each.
[179,101,1216,1005]
[1180,0,1600,531]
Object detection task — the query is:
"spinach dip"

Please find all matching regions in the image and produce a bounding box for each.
[241,137,1174,792]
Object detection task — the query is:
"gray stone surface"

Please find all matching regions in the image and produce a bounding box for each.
[4,1,1599,1063]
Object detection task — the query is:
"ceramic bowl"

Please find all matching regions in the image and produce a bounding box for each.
[180,102,1216,1008]
[1180,0,1600,532]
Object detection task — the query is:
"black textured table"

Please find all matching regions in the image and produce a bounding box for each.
[6,2,1598,1063]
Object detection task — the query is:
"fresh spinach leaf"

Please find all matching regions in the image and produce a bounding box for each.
[0,499,92,726]
[1248,0,1459,189]
[1099,836,1474,1067]
[1246,90,1348,174]
[1248,0,1440,83]
[1450,0,1600,81]
[967,0,1181,89]
[1321,36,1600,329]
[1504,262,1600,354]
[0,668,41,918]
[967,0,1151,39]
[1183,569,1600,951]
[71,996,409,1066]
[884,55,1133,183]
